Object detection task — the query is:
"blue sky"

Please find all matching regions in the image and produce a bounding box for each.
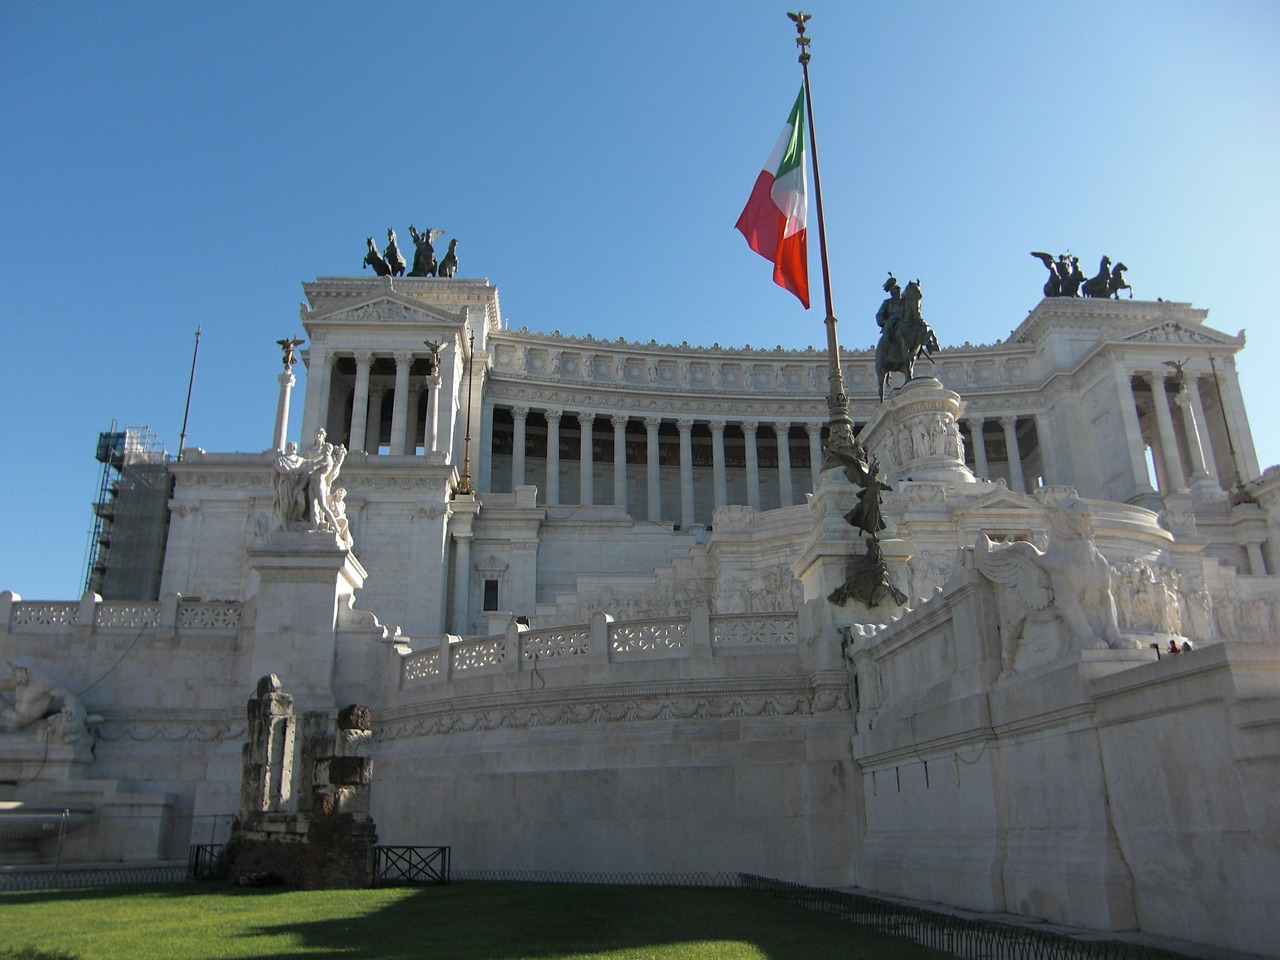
[2,1,1278,599]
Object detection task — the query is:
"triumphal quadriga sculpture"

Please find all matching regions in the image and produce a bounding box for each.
[2,251,1278,956]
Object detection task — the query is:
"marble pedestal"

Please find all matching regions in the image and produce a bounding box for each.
[860,377,976,485]
[247,532,367,709]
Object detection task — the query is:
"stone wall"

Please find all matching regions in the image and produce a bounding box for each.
[847,561,1280,957]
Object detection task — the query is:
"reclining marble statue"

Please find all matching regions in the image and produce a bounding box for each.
[272,428,350,544]
[975,496,1142,674]
[1,661,95,745]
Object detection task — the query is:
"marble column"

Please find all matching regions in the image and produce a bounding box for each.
[1184,375,1220,486]
[968,416,989,478]
[677,418,695,529]
[1115,367,1155,494]
[1246,541,1268,577]
[611,415,628,511]
[806,422,823,491]
[273,369,295,452]
[365,386,386,454]
[1173,385,1212,489]
[512,406,529,491]
[423,374,441,454]
[452,532,473,634]
[389,351,413,455]
[1218,356,1260,479]
[1000,416,1026,493]
[479,400,494,493]
[774,422,794,507]
[578,412,595,506]
[348,351,373,453]
[545,409,562,506]
[645,416,662,522]
[1033,413,1059,486]
[710,421,728,509]
[449,500,479,635]
[302,348,334,442]
[1145,373,1187,491]
[407,385,424,454]
[742,420,761,511]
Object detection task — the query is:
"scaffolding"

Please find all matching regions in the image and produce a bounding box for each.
[84,423,172,600]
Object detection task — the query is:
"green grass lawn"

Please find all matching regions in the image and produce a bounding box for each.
[0,882,952,960]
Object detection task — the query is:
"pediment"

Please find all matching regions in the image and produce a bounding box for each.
[1118,319,1239,348]
[303,292,465,327]
[961,486,1042,514]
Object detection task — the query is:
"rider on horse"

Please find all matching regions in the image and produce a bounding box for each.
[875,274,938,401]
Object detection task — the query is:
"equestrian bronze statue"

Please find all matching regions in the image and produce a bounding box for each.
[874,274,938,402]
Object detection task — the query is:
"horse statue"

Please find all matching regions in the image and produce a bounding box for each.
[409,225,444,277]
[875,277,938,401]
[1082,256,1133,299]
[1107,261,1132,299]
[363,237,392,277]
[1031,252,1086,298]
[438,238,459,278]
[384,229,407,277]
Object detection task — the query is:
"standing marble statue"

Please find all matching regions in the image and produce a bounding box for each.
[272,428,349,540]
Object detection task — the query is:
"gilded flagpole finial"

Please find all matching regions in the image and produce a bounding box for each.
[787,11,811,64]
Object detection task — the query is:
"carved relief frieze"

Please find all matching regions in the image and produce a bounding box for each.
[377,681,851,740]
[95,715,246,743]
[1121,322,1235,346]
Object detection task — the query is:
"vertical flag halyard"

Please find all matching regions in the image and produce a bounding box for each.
[735,86,810,309]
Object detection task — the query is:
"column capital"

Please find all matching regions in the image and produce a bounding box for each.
[353,349,375,367]
[545,408,563,424]
[675,418,695,433]
[709,420,726,436]
[804,421,822,437]
[999,415,1018,430]
[424,373,441,388]
[741,419,758,436]
[772,420,792,435]
[393,350,415,367]
[512,405,529,421]
[278,370,296,388]
[643,416,663,431]
[966,414,985,426]
[610,414,629,431]
[578,411,596,427]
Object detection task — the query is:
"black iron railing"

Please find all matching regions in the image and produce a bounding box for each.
[374,845,451,885]
[187,843,225,881]
[739,875,1190,960]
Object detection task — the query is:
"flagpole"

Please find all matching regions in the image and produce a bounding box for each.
[790,11,860,461]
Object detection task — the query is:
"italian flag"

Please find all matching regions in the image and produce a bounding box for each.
[735,86,810,309]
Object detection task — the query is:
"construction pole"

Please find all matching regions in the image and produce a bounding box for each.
[178,326,202,461]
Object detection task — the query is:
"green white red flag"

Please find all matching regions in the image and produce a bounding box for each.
[735,86,810,309]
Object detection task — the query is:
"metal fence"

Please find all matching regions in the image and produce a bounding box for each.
[738,875,1191,960]
[374,845,451,885]
[451,869,738,887]
[0,862,189,892]
[187,843,226,881]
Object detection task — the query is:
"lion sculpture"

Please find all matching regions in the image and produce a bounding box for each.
[975,496,1140,675]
